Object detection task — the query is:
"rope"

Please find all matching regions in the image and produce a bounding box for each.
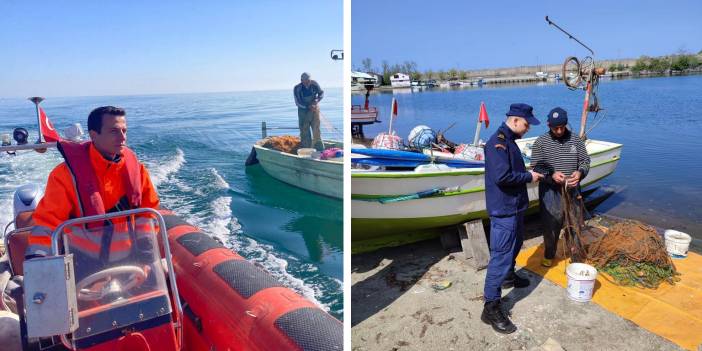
[559,181,588,270]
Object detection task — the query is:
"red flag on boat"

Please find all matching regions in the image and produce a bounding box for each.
[39,107,61,142]
[391,98,398,118]
[478,101,489,128]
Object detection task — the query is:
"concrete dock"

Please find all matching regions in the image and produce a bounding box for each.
[351,216,689,351]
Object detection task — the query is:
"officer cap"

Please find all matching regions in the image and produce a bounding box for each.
[506,103,540,125]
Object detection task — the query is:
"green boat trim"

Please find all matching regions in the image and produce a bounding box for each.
[352,156,620,200]
[352,169,484,179]
[351,169,617,254]
[351,201,543,254]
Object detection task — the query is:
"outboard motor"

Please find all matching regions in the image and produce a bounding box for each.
[11,128,28,146]
[12,184,43,229]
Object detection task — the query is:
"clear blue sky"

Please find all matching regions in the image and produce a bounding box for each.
[352,0,702,72]
[0,0,342,98]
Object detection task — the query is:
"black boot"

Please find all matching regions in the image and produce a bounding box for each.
[481,300,517,334]
[501,271,530,289]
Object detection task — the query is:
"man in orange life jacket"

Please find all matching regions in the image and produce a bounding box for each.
[26,106,160,272]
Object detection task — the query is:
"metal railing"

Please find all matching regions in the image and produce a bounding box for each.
[51,208,183,348]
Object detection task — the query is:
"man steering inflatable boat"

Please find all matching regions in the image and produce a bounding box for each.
[0,100,343,350]
[26,106,160,266]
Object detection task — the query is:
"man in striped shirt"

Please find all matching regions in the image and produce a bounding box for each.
[531,107,590,267]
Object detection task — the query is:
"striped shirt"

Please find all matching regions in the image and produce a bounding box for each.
[531,130,590,180]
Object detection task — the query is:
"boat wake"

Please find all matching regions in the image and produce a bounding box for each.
[148,148,186,188]
[0,150,61,231]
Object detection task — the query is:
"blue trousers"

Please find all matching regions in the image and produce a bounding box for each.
[484,212,525,302]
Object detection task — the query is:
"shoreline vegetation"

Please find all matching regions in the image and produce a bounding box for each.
[354,50,702,87]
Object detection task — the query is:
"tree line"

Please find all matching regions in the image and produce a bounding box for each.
[356,58,482,85]
[629,53,702,74]
[356,49,702,85]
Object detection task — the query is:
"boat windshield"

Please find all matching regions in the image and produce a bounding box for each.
[58,211,171,340]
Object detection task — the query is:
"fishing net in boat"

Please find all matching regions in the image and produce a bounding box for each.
[262,135,301,154]
[559,185,679,288]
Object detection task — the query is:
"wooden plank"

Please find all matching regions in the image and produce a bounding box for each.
[439,228,460,251]
[458,220,490,271]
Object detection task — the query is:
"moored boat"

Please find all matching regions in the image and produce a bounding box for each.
[248,138,343,200]
[351,138,622,253]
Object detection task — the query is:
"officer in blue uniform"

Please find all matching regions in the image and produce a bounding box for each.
[481,103,543,334]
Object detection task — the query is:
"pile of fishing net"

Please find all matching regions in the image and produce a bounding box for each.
[582,220,680,288]
[262,135,301,154]
[560,187,679,289]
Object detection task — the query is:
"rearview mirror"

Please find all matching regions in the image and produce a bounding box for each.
[330,49,343,61]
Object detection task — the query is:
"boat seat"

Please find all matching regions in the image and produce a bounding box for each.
[7,212,34,276]
[14,212,33,230]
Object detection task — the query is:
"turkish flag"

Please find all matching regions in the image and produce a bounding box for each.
[391,98,398,117]
[39,107,61,142]
[478,101,489,128]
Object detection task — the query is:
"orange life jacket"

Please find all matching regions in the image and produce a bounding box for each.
[27,142,160,260]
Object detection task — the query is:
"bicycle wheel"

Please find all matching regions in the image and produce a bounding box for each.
[580,56,595,77]
[562,56,581,89]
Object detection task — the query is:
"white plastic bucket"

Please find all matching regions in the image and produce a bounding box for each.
[664,230,692,258]
[297,148,316,158]
[566,263,598,302]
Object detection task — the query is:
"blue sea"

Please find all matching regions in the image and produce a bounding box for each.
[353,76,702,250]
[0,89,343,319]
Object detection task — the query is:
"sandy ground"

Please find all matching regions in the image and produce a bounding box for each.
[351,216,687,351]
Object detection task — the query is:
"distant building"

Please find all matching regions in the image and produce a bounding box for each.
[368,72,383,86]
[390,73,411,88]
[351,71,378,91]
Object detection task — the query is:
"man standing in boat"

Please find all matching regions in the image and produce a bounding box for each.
[531,107,590,267]
[26,106,160,270]
[482,103,543,334]
[294,72,324,151]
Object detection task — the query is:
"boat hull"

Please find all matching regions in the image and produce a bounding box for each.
[254,142,343,199]
[161,209,343,350]
[351,138,622,253]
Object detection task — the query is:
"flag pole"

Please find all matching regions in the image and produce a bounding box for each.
[29,97,45,143]
[472,101,486,146]
[472,120,482,146]
[388,97,396,135]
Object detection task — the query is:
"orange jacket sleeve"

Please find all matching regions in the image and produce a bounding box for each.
[140,163,160,209]
[32,163,78,231]
[28,163,78,254]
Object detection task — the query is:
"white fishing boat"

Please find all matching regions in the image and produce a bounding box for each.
[390,73,411,88]
[351,138,622,253]
[249,138,343,200]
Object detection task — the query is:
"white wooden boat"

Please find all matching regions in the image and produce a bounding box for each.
[253,140,343,200]
[351,138,622,253]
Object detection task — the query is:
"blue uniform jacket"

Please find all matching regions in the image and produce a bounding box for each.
[484,122,533,217]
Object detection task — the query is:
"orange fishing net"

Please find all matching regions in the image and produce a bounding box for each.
[262,135,301,154]
[559,185,679,288]
[586,221,679,288]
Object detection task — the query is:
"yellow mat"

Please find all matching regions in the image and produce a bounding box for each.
[516,244,702,351]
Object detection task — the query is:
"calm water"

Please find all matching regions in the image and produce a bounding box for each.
[353,76,702,249]
[0,89,343,319]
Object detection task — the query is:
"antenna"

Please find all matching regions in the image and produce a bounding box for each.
[28,97,45,143]
[545,16,595,56]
